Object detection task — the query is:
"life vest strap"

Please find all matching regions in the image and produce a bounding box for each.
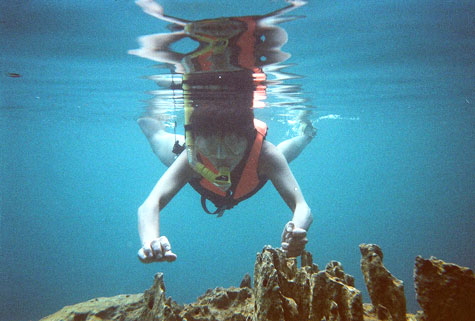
[201,195,236,217]
[189,118,268,216]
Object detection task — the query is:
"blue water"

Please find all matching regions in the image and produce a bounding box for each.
[1,1,474,320]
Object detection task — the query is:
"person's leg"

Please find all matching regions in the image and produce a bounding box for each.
[276,111,316,164]
[138,117,185,167]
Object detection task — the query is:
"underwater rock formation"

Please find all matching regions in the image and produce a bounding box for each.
[38,293,145,321]
[359,243,406,321]
[179,286,254,320]
[42,244,471,321]
[41,246,363,321]
[139,273,182,320]
[253,245,363,321]
[414,255,475,321]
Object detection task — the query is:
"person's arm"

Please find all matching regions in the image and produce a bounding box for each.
[259,141,313,256]
[137,151,194,263]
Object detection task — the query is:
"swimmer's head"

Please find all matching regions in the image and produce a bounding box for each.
[190,100,254,170]
[195,133,248,170]
[190,99,255,139]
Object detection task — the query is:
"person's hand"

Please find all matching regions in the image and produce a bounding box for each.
[281,221,308,257]
[138,236,177,263]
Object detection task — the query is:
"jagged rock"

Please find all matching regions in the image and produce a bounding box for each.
[253,246,287,320]
[309,269,364,321]
[326,261,355,287]
[254,245,363,321]
[240,272,252,288]
[181,286,254,320]
[40,273,181,321]
[414,256,475,321]
[139,272,182,321]
[301,250,314,268]
[359,244,406,321]
[42,245,429,321]
[362,303,420,321]
[253,245,315,320]
[39,294,144,321]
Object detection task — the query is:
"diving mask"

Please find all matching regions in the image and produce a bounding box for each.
[194,134,248,159]
[189,135,247,191]
[186,142,232,191]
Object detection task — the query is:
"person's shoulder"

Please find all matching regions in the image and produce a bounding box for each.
[169,151,198,179]
[259,141,286,175]
[260,140,278,160]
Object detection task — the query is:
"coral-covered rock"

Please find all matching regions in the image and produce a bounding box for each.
[39,294,144,321]
[40,273,181,321]
[253,246,288,320]
[362,303,420,321]
[240,272,252,288]
[254,246,363,321]
[44,245,452,321]
[309,262,364,321]
[139,272,182,321]
[326,260,355,287]
[414,256,475,321]
[359,243,406,321]
[180,286,254,321]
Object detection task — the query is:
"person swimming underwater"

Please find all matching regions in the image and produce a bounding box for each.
[131,0,315,263]
[136,72,316,263]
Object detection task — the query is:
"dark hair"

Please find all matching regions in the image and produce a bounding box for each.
[185,71,257,138]
[190,97,255,137]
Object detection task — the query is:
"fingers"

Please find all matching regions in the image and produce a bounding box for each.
[159,236,177,262]
[281,222,308,257]
[282,225,307,245]
[163,251,177,262]
[282,235,308,257]
[158,236,171,253]
[281,221,295,242]
[150,238,165,258]
[291,227,307,238]
[138,246,154,263]
[138,236,177,263]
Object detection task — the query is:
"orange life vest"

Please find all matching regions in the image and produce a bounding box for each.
[189,119,268,216]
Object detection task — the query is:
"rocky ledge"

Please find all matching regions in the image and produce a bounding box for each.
[41,244,474,321]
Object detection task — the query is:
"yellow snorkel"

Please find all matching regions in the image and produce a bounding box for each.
[183,77,232,191]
